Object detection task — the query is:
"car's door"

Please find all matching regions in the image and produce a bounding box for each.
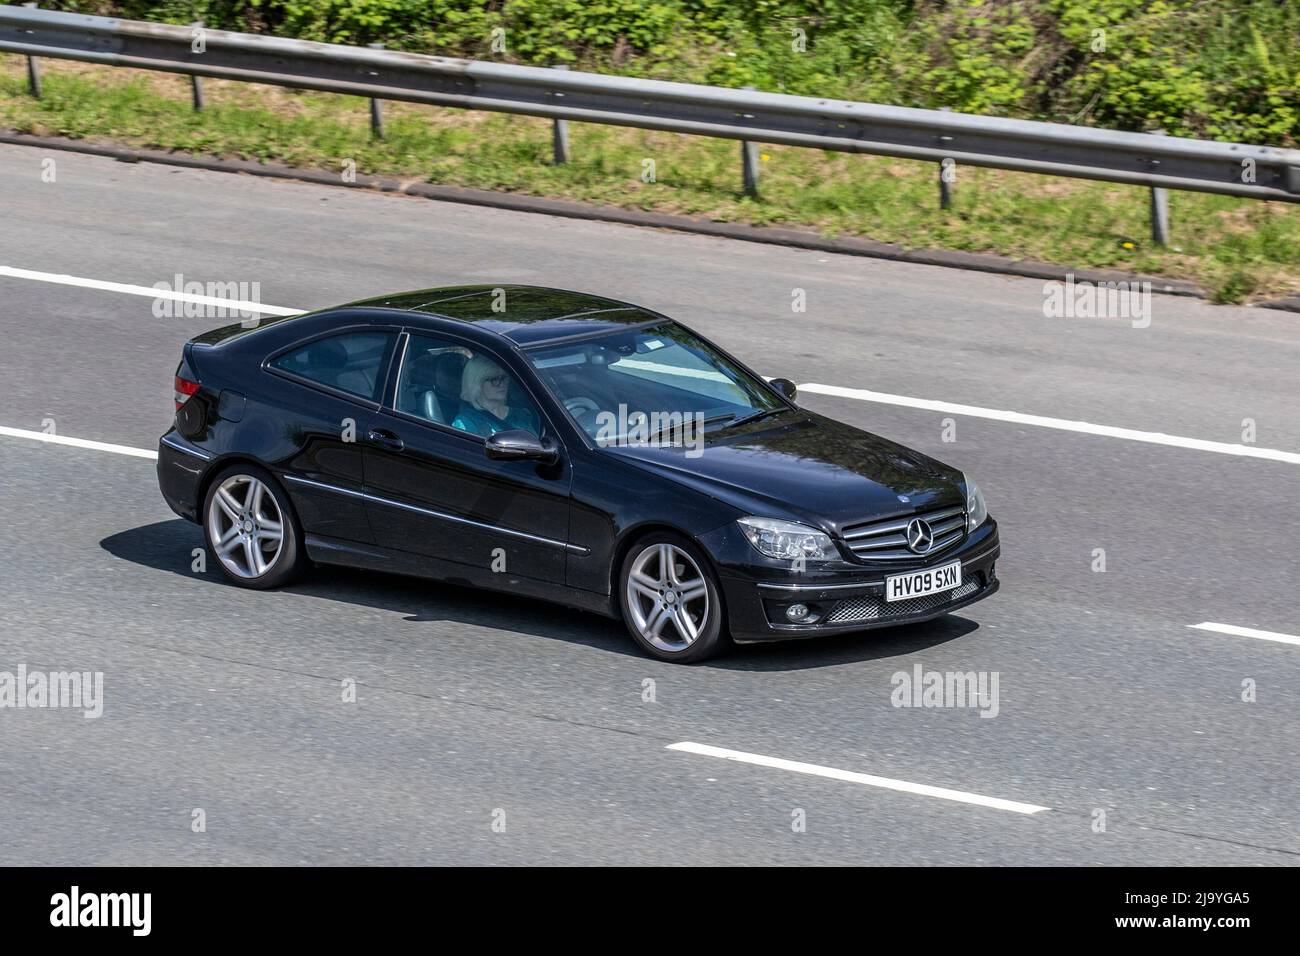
[361,330,574,585]
[263,327,399,544]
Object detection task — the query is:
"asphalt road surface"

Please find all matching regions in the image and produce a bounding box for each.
[1,142,1297,865]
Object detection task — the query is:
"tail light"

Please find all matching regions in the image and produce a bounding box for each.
[174,374,200,410]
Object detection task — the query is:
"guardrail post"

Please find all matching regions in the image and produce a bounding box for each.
[22,3,42,99]
[189,21,205,110]
[937,107,954,209]
[1150,183,1169,246]
[741,140,760,197]
[551,65,570,164]
[1149,130,1170,246]
[741,86,759,197]
[368,43,385,139]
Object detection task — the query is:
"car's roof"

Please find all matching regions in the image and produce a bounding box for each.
[341,285,665,346]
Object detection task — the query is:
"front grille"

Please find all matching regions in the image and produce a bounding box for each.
[824,579,981,624]
[840,503,966,562]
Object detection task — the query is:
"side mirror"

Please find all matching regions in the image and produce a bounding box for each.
[485,429,559,465]
[769,378,798,402]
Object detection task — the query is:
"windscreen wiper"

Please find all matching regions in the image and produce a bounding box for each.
[725,407,786,430]
[643,413,733,446]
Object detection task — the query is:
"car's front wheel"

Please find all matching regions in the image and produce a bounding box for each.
[203,463,305,589]
[619,532,726,663]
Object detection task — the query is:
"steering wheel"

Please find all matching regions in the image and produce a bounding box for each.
[564,397,601,424]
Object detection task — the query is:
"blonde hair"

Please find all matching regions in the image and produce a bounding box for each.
[460,354,507,411]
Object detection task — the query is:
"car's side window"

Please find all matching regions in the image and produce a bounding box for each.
[394,333,541,438]
[271,331,395,403]
[393,333,472,427]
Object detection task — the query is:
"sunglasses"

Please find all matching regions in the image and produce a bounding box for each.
[485,375,508,387]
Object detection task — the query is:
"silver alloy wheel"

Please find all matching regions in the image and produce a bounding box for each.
[625,543,710,653]
[206,474,285,579]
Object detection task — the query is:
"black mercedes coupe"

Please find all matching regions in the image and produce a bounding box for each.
[158,286,1000,662]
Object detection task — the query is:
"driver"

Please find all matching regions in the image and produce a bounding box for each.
[453,355,540,437]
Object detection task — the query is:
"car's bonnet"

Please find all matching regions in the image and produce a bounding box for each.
[602,411,965,533]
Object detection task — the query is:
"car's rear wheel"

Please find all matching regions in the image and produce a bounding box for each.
[619,532,726,662]
[203,464,305,589]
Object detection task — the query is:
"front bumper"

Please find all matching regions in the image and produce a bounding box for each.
[705,519,1001,643]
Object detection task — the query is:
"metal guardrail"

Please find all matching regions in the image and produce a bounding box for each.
[3,4,1299,241]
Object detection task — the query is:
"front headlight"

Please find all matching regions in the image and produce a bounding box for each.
[963,474,988,532]
[737,517,837,562]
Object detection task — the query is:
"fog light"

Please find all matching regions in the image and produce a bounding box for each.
[786,603,810,622]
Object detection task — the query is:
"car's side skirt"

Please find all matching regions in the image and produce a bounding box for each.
[303,533,617,619]
[281,472,588,554]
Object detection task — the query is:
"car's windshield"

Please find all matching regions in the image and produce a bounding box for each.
[524,323,784,444]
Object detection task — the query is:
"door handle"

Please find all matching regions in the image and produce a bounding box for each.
[366,428,405,452]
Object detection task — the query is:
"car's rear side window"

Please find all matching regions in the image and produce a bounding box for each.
[271,331,395,403]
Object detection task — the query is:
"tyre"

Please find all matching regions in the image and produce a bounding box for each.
[202,463,306,589]
[619,532,726,663]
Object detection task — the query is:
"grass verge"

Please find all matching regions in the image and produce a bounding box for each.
[2,58,1297,303]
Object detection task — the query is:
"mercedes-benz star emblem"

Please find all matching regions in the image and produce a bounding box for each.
[906,518,934,554]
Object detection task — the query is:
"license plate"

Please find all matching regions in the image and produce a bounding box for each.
[885,561,961,602]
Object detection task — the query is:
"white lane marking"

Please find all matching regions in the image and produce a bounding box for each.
[798,383,1300,466]
[0,266,301,316]
[4,266,1298,466]
[0,425,158,460]
[667,741,1049,815]
[1188,622,1300,648]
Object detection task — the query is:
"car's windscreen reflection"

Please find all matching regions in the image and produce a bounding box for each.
[526,323,783,442]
